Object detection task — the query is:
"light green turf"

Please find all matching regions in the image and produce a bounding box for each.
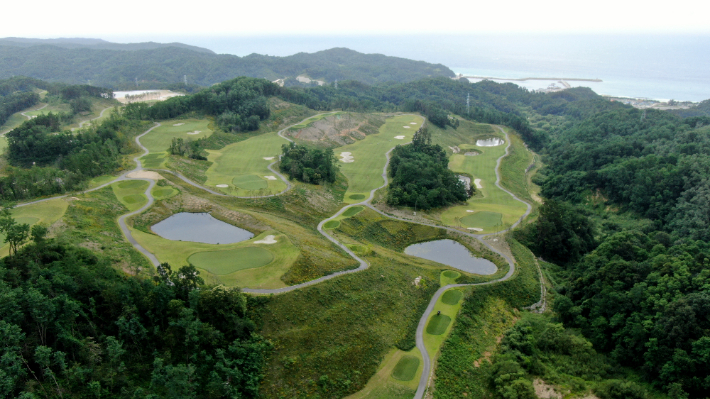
[288,112,342,130]
[339,114,423,203]
[391,355,420,381]
[232,175,268,190]
[345,348,422,399]
[203,130,287,196]
[129,230,300,289]
[24,103,71,118]
[342,206,365,217]
[0,137,7,155]
[151,186,178,201]
[323,220,340,229]
[111,180,149,211]
[439,126,527,233]
[461,211,503,229]
[0,199,69,257]
[87,174,118,188]
[188,246,274,275]
[139,119,213,168]
[441,289,463,305]
[426,314,452,335]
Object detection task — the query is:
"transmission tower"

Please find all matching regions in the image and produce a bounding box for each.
[467,93,470,115]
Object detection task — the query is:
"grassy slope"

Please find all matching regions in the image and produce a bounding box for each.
[338,114,422,203]
[139,118,214,168]
[0,199,69,256]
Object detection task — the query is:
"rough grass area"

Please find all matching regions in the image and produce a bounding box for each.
[499,128,537,206]
[253,257,439,399]
[188,246,274,275]
[427,314,452,335]
[441,289,463,305]
[391,355,420,381]
[338,114,423,203]
[286,112,386,148]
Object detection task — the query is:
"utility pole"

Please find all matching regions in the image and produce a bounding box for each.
[467,92,470,115]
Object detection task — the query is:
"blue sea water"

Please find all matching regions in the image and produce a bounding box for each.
[116,33,710,101]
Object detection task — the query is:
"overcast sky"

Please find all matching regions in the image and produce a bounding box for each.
[2,0,708,39]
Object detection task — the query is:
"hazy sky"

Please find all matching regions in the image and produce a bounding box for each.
[2,0,708,38]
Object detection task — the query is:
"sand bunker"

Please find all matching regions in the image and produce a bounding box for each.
[264,176,277,180]
[467,227,484,232]
[173,123,184,126]
[413,276,422,287]
[216,184,228,188]
[474,179,483,188]
[477,138,505,147]
[187,130,201,135]
[263,157,275,160]
[410,122,417,125]
[254,235,277,244]
[466,210,475,213]
[394,135,406,139]
[403,126,411,129]
[340,152,354,163]
[126,171,164,180]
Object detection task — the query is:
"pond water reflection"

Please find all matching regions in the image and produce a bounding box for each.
[404,239,497,275]
[151,213,253,244]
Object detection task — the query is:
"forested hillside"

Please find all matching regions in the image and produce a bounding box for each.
[0,44,454,88]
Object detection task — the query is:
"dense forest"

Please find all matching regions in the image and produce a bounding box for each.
[386,126,469,209]
[0,239,270,398]
[279,142,338,184]
[0,44,454,88]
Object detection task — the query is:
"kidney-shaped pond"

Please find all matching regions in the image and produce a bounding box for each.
[476,137,505,147]
[404,239,497,275]
[151,212,254,244]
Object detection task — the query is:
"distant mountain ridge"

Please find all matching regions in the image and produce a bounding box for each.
[0,39,455,88]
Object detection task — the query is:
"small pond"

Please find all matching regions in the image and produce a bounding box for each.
[476,137,505,147]
[151,213,254,244]
[404,239,496,275]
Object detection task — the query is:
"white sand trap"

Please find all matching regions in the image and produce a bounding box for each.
[127,171,163,180]
[264,175,277,180]
[413,276,422,287]
[474,179,483,188]
[216,184,228,188]
[254,235,277,244]
[173,123,185,126]
[394,135,406,139]
[71,197,80,200]
[340,152,354,163]
[263,157,274,160]
[187,130,201,135]
[403,126,411,128]
[467,227,484,232]
[466,210,475,213]
[410,122,417,125]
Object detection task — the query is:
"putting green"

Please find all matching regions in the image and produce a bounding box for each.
[461,211,503,228]
[442,270,459,279]
[342,206,364,217]
[438,123,528,234]
[204,130,286,196]
[152,186,178,200]
[323,220,340,229]
[232,175,268,190]
[426,314,452,335]
[188,247,274,275]
[441,289,463,305]
[111,180,149,211]
[339,114,423,203]
[391,355,420,381]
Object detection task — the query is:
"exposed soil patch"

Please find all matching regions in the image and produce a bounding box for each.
[287,113,386,147]
[533,379,562,399]
[127,171,164,180]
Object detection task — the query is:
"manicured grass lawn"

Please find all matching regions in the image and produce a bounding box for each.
[141,153,165,169]
[129,229,300,289]
[344,348,420,399]
[391,355,420,381]
[0,112,31,134]
[139,119,213,154]
[203,130,287,196]
[151,186,178,201]
[338,114,423,203]
[342,206,364,217]
[426,314,452,335]
[111,180,149,211]
[441,289,463,305]
[461,211,503,229]
[188,246,274,275]
[24,103,70,118]
[0,198,69,256]
[323,220,340,229]
[437,122,528,233]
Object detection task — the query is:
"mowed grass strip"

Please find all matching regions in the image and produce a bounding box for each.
[426,314,452,335]
[339,114,423,203]
[151,186,178,201]
[342,206,365,217]
[323,220,340,229]
[188,246,274,275]
[461,211,503,229]
[441,289,463,305]
[204,130,286,196]
[391,355,420,381]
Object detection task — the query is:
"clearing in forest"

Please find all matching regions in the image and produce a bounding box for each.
[139,119,213,168]
[338,114,423,203]
[203,130,287,196]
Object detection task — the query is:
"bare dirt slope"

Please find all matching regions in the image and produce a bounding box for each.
[287,113,386,147]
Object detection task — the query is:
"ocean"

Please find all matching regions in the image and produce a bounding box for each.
[121,34,710,102]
